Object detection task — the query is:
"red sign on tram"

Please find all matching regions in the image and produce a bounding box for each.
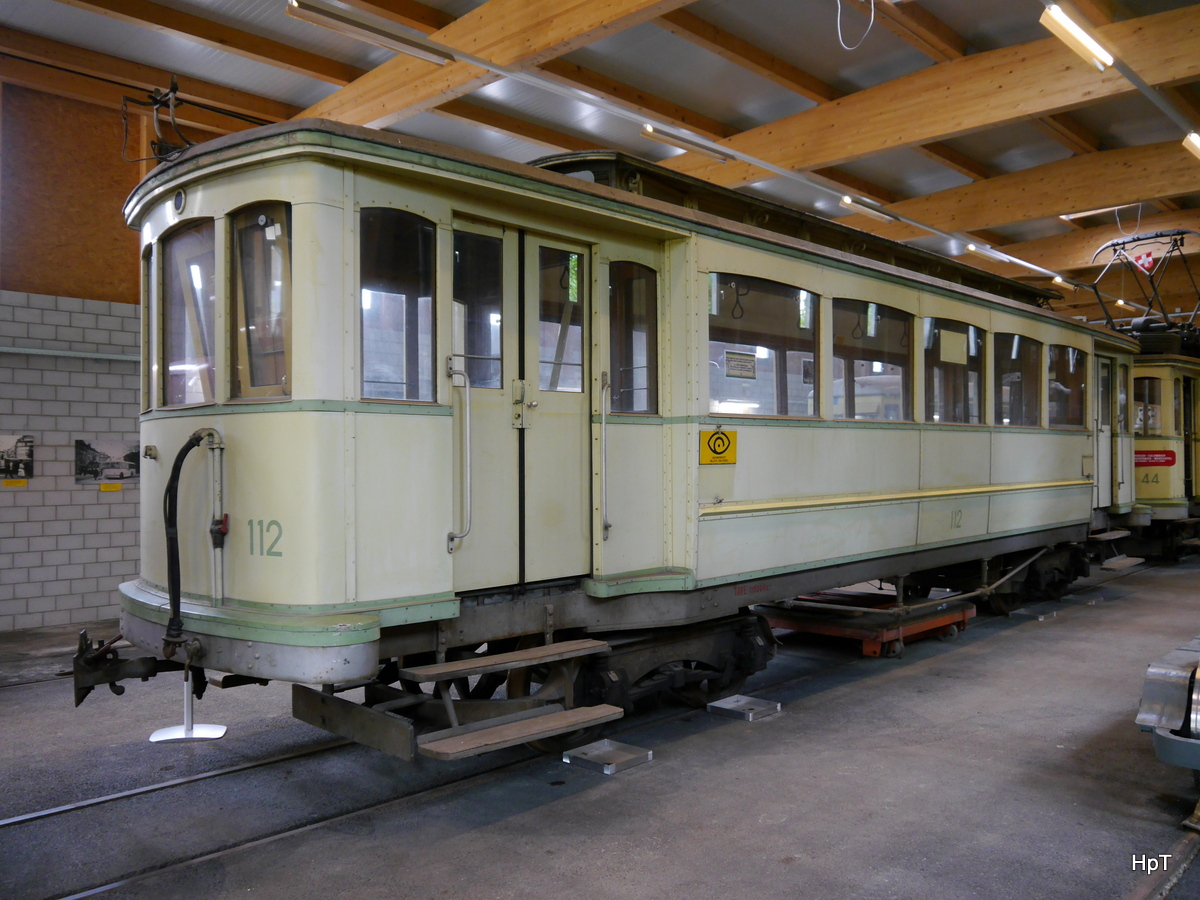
[1135,450,1177,467]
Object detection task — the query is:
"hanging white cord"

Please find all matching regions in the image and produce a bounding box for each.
[837,0,875,51]
[1115,203,1143,237]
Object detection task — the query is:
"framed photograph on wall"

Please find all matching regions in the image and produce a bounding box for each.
[75,439,140,484]
[0,435,34,479]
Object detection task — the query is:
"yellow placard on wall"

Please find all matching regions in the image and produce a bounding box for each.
[700,430,737,465]
[3,479,27,488]
[99,483,123,492]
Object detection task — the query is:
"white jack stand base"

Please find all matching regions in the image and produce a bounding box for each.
[149,670,226,743]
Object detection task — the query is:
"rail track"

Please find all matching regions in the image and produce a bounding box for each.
[1,560,1162,900]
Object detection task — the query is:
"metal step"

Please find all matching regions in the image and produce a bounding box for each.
[1101,555,1145,571]
[1089,529,1131,542]
[417,704,625,760]
[397,639,608,682]
[1181,538,1200,548]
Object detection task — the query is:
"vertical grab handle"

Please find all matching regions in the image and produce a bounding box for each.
[447,356,472,553]
[601,372,612,541]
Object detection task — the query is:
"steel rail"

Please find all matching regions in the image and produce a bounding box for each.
[0,739,348,830]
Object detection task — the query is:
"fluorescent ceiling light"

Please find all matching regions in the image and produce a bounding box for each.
[287,0,455,65]
[1039,4,1113,72]
[1059,203,1137,221]
[640,125,731,162]
[838,195,897,223]
[965,242,1005,262]
[1185,132,1200,163]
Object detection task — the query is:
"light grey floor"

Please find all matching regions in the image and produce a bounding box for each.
[2,561,1198,899]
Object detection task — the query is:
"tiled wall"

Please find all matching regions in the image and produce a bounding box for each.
[0,291,140,631]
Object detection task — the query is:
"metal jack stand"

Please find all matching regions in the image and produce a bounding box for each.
[150,669,226,743]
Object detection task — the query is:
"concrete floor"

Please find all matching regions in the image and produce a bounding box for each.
[3,562,1200,899]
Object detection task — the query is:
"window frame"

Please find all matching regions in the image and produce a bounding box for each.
[1046,344,1088,430]
[159,217,218,409]
[707,272,821,419]
[923,317,985,425]
[993,332,1043,428]
[831,297,913,423]
[608,259,660,415]
[229,201,293,401]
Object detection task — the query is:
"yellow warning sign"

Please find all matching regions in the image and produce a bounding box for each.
[700,430,737,465]
[99,483,123,492]
[2,479,27,488]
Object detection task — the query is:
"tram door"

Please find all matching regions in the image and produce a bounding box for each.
[449,226,591,592]
[1095,357,1115,508]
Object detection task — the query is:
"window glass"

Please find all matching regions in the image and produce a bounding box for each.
[994,333,1041,427]
[1118,364,1129,432]
[141,246,152,410]
[451,231,502,390]
[360,209,436,401]
[232,202,291,398]
[1048,345,1087,428]
[1176,379,1184,436]
[539,247,584,392]
[610,261,658,413]
[708,274,817,416]
[832,298,910,421]
[1098,360,1112,429]
[924,318,983,424]
[1135,377,1163,435]
[161,219,216,406]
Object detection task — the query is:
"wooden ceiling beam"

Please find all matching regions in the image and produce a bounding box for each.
[338,0,454,34]
[302,0,694,128]
[52,0,364,85]
[661,6,1200,186]
[432,98,605,152]
[839,141,1200,242]
[842,0,967,63]
[652,9,840,104]
[0,25,299,123]
[983,210,1200,278]
[0,54,234,133]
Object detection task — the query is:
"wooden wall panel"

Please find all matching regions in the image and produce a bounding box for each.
[1,85,141,304]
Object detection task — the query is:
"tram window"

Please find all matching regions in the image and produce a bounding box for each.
[539,247,584,392]
[1135,377,1163,435]
[831,298,910,421]
[231,202,292,399]
[994,333,1041,427]
[452,231,502,390]
[1176,379,1184,436]
[360,208,436,402]
[708,274,817,416]
[161,219,216,407]
[1048,345,1087,428]
[609,261,658,414]
[1098,361,1112,429]
[1118,364,1130,432]
[924,318,983,424]
[141,245,152,410]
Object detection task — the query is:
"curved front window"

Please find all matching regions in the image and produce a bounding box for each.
[161,219,215,407]
[232,202,291,399]
[610,261,658,414]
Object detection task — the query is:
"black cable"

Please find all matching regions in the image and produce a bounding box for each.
[162,431,206,657]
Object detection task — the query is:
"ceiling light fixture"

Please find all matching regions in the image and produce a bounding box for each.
[838,195,897,223]
[286,0,455,65]
[640,125,732,162]
[1039,4,1113,71]
[965,242,1005,262]
[1184,132,1200,163]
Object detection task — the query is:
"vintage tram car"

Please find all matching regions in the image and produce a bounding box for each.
[74,120,1138,760]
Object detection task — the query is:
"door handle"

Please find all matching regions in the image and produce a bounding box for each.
[447,356,472,553]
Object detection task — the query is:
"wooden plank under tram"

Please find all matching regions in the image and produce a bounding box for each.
[757,593,975,658]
